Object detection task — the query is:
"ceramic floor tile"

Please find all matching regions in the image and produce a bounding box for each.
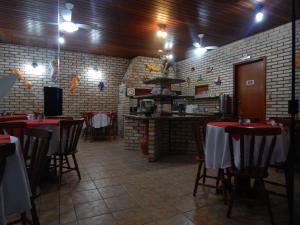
[35,139,292,225]
[72,189,102,204]
[112,207,153,225]
[104,194,138,211]
[78,214,117,225]
[98,185,127,199]
[75,199,110,219]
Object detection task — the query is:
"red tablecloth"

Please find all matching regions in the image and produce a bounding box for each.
[0,115,27,122]
[0,135,10,144]
[23,119,60,128]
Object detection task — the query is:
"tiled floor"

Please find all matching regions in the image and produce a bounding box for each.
[20,139,300,224]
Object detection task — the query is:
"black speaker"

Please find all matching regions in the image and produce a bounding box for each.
[44,87,63,116]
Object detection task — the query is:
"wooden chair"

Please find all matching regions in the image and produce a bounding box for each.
[106,112,117,140]
[0,121,26,150]
[8,128,52,225]
[53,119,84,184]
[263,117,290,197]
[193,117,225,196]
[81,112,94,139]
[224,126,281,225]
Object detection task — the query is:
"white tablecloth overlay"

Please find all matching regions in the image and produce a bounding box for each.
[83,113,111,129]
[35,125,60,155]
[205,124,289,169]
[0,136,32,224]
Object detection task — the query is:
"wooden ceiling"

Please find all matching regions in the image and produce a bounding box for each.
[0,0,297,61]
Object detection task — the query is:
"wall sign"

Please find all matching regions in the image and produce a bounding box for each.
[245,80,255,86]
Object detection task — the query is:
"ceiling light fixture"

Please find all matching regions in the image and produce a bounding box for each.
[164,41,173,50]
[59,21,79,33]
[255,4,264,23]
[58,36,65,44]
[157,24,167,38]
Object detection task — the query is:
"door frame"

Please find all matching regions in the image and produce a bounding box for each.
[233,57,267,120]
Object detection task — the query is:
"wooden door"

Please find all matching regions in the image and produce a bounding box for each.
[234,58,266,121]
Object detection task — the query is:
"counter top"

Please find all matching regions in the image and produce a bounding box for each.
[124,113,216,120]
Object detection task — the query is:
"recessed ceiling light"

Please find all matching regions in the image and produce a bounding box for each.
[255,4,264,23]
[58,37,65,44]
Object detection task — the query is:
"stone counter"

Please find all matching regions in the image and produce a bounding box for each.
[124,114,215,162]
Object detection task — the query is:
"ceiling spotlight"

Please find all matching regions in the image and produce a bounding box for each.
[59,21,78,33]
[166,54,173,60]
[194,47,207,56]
[158,49,163,53]
[157,24,167,38]
[58,36,65,44]
[164,41,173,50]
[255,4,264,23]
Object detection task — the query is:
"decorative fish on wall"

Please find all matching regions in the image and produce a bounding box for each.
[9,67,25,80]
[68,73,80,95]
[49,59,58,81]
[296,51,300,68]
[145,64,161,72]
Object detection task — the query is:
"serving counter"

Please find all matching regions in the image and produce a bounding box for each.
[123,114,216,162]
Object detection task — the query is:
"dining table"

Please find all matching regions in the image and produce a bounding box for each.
[0,115,27,122]
[0,135,32,224]
[204,122,289,169]
[22,119,60,155]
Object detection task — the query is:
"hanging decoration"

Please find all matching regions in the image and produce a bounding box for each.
[214,76,222,86]
[68,73,80,95]
[206,66,213,74]
[98,81,104,91]
[49,59,58,81]
[186,77,191,87]
[24,80,33,89]
[9,67,25,80]
[296,51,300,68]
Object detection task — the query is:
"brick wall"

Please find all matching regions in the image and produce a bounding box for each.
[0,43,129,116]
[117,56,177,136]
[177,20,300,118]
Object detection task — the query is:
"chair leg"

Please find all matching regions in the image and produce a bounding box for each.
[220,169,227,204]
[30,198,40,225]
[202,168,207,184]
[227,176,236,218]
[260,181,275,225]
[193,161,203,196]
[59,154,63,185]
[64,154,71,169]
[72,153,81,180]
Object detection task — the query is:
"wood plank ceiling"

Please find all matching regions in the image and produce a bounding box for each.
[0,0,297,61]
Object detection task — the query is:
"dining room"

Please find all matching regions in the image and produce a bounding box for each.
[0,0,300,225]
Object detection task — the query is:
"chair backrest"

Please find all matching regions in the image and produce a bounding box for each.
[225,126,281,177]
[0,143,15,185]
[81,112,94,128]
[60,119,84,154]
[23,128,52,195]
[0,122,26,149]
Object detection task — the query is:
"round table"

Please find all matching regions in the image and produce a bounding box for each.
[24,119,60,155]
[0,136,31,224]
[204,122,289,169]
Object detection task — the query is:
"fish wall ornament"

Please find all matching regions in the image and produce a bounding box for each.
[98,81,104,91]
[296,51,300,68]
[24,80,33,89]
[145,64,161,72]
[9,67,25,80]
[49,59,58,81]
[68,73,80,95]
